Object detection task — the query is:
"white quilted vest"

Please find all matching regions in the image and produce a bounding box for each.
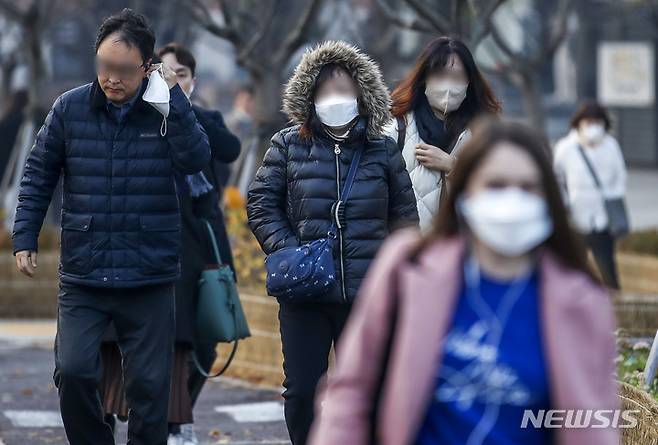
[384,112,470,232]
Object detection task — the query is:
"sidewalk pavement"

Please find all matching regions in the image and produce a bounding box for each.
[0,320,55,349]
[627,169,658,231]
[0,319,290,445]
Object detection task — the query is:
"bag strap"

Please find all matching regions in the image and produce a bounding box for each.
[328,147,363,236]
[396,115,406,151]
[203,219,225,265]
[192,338,239,379]
[339,146,363,203]
[577,144,603,190]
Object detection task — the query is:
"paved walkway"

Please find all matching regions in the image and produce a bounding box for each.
[0,321,290,445]
[627,169,658,231]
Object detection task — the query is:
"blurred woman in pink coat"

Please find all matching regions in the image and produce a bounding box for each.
[309,119,619,445]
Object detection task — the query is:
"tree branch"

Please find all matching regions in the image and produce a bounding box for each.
[187,0,242,45]
[374,0,434,33]
[0,0,27,23]
[217,0,235,29]
[237,0,280,64]
[404,0,453,35]
[543,0,574,58]
[274,0,322,64]
[470,0,506,46]
[488,19,523,61]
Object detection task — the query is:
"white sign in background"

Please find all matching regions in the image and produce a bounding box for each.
[598,42,655,107]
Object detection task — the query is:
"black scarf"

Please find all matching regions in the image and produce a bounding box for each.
[414,95,453,153]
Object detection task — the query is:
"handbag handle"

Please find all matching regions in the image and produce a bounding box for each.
[192,337,239,379]
[203,219,225,265]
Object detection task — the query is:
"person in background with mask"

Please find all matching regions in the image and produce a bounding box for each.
[12,9,210,445]
[310,119,619,445]
[97,42,241,444]
[385,36,501,232]
[554,102,626,289]
[247,40,418,445]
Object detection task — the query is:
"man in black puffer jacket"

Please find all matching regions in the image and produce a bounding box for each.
[11,10,209,445]
[247,40,418,445]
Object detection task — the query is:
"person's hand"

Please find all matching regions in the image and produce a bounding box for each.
[415,142,455,173]
[147,63,178,89]
[15,250,37,277]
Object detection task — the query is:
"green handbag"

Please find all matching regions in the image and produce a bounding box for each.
[193,219,251,378]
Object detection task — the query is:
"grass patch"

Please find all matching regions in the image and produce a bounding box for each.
[617,333,658,401]
[618,229,658,257]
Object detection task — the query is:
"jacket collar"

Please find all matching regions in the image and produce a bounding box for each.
[312,116,369,147]
[90,78,151,117]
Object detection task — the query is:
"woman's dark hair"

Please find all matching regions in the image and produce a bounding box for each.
[415,117,597,282]
[95,8,155,65]
[570,101,612,131]
[391,36,501,140]
[156,42,197,77]
[300,63,364,139]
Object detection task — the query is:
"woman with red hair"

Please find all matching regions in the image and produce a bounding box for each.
[386,36,501,231]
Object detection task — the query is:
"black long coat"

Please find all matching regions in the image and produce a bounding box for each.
[173,105,240,344]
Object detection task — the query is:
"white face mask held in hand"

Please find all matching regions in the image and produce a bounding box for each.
[425,80,468,115]
[314,95,359,128]
[457,187,553,257]
[580,123,605,146]
[143,64,170,136]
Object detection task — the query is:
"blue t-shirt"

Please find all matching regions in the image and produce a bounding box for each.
[414,265,552,445]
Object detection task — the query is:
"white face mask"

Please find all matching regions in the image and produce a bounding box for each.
[457,187,553,257]
[314,95,359,128]
[580,123,605,145]
[425,80,468,115]
[143,64,170,135]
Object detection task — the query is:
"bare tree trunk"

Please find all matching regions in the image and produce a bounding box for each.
[24,11,47,122]
[517,71,546,132]
[252,73,288,157]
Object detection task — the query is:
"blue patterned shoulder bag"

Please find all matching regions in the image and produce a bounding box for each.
[265,147,363,301]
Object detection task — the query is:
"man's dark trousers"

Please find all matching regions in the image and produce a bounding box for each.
[54,281,175,445]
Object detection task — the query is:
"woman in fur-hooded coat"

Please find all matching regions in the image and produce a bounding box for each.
[247,40,418,445]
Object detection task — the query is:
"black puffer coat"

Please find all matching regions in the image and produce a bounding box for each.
[247,41,418,303]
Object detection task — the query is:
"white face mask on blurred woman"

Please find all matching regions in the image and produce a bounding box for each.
[425,80,468,115]
[457,187,553,257]
[314,95,359,128]
[580,123,606,146]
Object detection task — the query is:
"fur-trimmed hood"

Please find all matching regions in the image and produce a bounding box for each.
[282,40,392,139]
